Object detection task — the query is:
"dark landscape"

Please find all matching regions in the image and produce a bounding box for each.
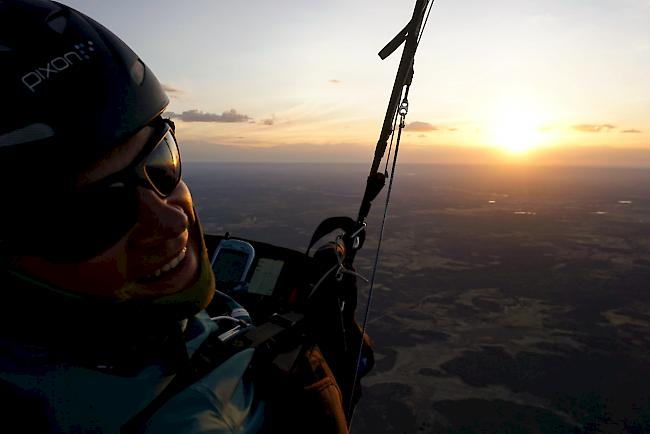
[185,162,650,434]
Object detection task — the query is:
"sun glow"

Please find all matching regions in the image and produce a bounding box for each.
[487,107,546,154]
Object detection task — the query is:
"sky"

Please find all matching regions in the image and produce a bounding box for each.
[60,0,650,166]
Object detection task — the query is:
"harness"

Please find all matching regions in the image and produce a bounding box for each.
[121,309,306,434]
[122,239,373,434]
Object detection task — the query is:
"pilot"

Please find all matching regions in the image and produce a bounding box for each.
[0,1,359,433]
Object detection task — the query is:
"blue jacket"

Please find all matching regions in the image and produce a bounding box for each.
[0,310,265,434]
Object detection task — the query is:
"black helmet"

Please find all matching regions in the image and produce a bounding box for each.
[0,1,216,322]
[0,0,168,244]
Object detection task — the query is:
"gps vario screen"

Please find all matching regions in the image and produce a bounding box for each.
[210,239,255,290]
[215,249,249,282]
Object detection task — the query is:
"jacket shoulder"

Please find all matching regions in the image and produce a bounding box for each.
[0,378,51,433]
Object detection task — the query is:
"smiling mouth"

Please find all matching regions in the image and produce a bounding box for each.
[144,246,188,280]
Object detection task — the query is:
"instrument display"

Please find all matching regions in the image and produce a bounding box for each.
[206,234,313,321]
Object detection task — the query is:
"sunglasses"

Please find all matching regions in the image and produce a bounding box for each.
[28,118,182,261]
[94,117,181,199]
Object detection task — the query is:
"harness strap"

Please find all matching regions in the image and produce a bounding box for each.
[121,311,305,434]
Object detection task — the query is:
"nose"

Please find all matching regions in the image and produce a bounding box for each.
[129,180,194,247]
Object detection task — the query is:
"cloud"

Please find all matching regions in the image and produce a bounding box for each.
[406,121,439,132]
[162,84,183,96]
[262,118,274,126]
[621,129,642,133]
[328,79,342,84]
[165,109,251,123]
[572,124,616,133]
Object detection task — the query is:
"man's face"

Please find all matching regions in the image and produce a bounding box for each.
[9,124,202,300]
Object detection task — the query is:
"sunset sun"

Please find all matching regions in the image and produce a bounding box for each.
[487,108,545,154]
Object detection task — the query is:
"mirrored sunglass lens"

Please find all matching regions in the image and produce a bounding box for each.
[143,131,181,195]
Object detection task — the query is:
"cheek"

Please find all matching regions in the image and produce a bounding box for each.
[10,241,131,299]
[74,254,131,296]
[60,235,132,297]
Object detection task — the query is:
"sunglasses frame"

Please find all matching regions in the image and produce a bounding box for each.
[83,117,182,199]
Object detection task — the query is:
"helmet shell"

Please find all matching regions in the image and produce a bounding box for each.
[0,0,169,193]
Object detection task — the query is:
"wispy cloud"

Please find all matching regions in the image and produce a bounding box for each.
[572,124,616,133]
[261,116,275,126]
[162,84,183,96]
[527,13,561,26]
[406,121,439,132]
[621,129,642,133]
[165,109,251,123]
[328,79,342,84]
[405,121,460,132]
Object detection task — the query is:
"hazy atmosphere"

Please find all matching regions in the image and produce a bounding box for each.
[61,0,650,166]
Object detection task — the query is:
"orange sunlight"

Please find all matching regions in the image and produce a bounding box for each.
[486,105,549,155]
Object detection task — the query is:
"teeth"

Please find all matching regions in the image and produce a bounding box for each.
[147,246,187,279]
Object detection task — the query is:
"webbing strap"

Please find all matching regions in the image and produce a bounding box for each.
[121,311,304,434]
